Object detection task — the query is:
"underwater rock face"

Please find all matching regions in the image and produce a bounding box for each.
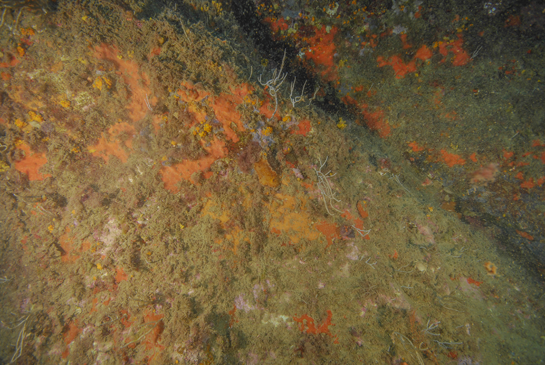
[0,0,544,364]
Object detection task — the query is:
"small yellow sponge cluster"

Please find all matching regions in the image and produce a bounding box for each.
[337,117,346,130]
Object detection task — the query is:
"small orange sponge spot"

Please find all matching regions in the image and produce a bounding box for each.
[484,261,497,275]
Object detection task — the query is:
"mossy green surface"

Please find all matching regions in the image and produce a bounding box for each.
[0,1,543,364]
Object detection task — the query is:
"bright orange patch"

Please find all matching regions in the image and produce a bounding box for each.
[14,142,51,181]
[305,26,339,82]
[451,49,471,66]
[89,297,99,314]
[291,119,312,136]
[160,136,226,193]
[149,46,161,58]
[389,250,398,260]
[294,310,336,337]
[115,267,129,283]
[211,86,249,142]
[440,149,466,167]
[415,45,433,61]
[89,122,136,163]
[266,16,289,33]
[58,227,90,263]
[341,209,365,232]
[143,310,164,348]
[63,320,80,345]
[120,310,134,328]
[360,104,391,138]
[520,178,535,189]
[177,81,210,103]
[408,141,425,152]
[94,44,152,122]
[315,221,340,247]
[414,6,422,18]
[62,320,81,358]
[342,94,357,105]
[258,94,276,120]
[467,277,483,287]
[438,35,470,66]
[356,201,369,219]
[377,55,417,78]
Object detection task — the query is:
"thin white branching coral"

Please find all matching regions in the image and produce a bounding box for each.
[313,156,342,215]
